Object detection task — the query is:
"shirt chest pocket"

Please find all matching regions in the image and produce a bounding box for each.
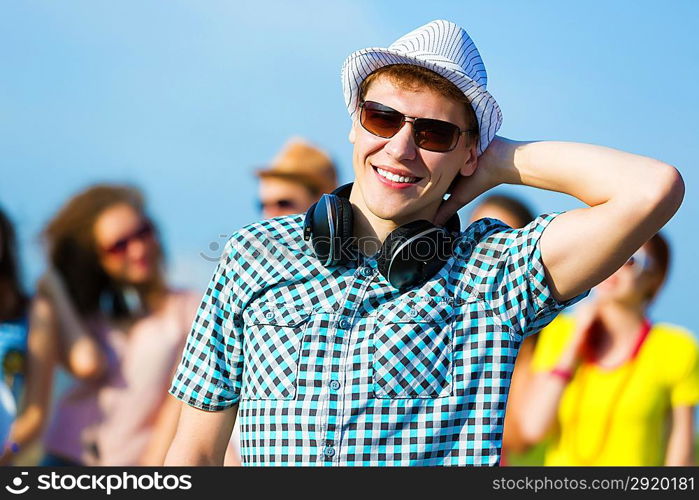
[372,298,454,399]
[242,303,312,400]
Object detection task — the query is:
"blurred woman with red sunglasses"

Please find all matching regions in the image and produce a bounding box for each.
[520,233,699,465]
[1,184,200,466]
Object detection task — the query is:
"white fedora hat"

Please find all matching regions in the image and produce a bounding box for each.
[341,19,502,155]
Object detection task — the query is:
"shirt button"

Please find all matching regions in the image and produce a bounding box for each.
[408,308,418,318]
[265,311,275,321]
[323,446,335,458]
[338,318,350,329]
[361,267,374,277]
[329,380,341,391]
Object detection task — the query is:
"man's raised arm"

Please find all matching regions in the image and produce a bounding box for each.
[437,137,684,301]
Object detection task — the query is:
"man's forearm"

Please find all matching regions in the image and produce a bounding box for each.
[493,138,679,208]
[479,137,683,300]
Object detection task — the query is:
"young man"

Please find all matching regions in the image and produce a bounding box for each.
[165,20,683,466]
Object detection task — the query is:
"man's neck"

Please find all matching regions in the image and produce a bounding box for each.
[350,207,395,257]
[348,187,439,257]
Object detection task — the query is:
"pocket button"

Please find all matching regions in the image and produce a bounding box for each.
[265,311,275,321]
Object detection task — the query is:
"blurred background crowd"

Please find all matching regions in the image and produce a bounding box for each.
[1,0,698,466]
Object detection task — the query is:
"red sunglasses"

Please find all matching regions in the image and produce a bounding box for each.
[359,100,476,153]
[101,222,154,256]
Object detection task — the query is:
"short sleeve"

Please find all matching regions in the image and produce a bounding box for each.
[169,239,248,411]
[670,335,699,407]
[498,212,590,338]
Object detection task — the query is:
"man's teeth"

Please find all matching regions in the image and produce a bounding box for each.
[376,167,418,184]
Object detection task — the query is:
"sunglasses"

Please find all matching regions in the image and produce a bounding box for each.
[359,100,475,153]
[101,221,154,256]
[258,199,300,212]
[624,248,653,275]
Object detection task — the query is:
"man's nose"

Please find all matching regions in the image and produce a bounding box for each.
[384,120,417,161]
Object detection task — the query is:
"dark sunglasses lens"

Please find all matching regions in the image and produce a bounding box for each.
[361,103,404,138]
[414,119,459,152]
[259,200,296,211]
[104,222,153,255]
[135,223,153,239]
[106,239,129,255]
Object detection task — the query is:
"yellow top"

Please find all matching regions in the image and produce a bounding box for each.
[532,315,699,466]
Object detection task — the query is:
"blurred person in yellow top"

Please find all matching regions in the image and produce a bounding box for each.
[520,232,699,465]
[255,138,338,219]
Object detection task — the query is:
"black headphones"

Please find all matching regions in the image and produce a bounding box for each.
[303,183,460,290]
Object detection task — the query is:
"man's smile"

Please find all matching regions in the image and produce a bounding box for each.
[372,163,423,189]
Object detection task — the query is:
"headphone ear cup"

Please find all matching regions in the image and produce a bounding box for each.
[377,220,433,289]
[328,195,353,265]
[304,196,334,266]
[303,183,355,267]
[334,196,354,242]
[303,201,318,242]
[378,220,453,290]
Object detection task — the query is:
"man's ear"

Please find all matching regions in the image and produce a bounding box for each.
[348,120,357,144]
[459,142,478,177]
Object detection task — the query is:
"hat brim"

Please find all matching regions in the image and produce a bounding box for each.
[255,169,336,195]
[341,48,502,155]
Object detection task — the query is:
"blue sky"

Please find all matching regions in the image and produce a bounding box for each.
[1,0,698,335]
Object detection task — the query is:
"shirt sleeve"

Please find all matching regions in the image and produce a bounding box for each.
[670,335,699,407]
[493,212,590,339]
[169,238,248,411]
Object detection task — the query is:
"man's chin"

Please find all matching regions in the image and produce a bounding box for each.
[357,185,436,223]
[366,203,423,225]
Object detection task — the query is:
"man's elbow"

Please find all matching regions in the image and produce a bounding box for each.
[645,163,685,221]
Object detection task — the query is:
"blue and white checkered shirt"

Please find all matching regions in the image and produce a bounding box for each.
[170,212,588,466]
